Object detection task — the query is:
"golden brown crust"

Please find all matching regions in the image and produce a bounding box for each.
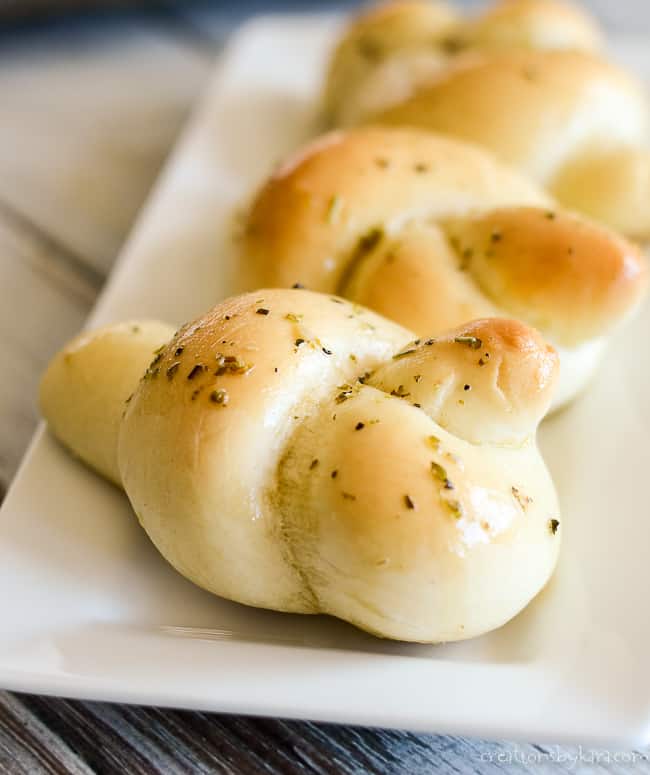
[39,290,555,642]
[40,291,562,642]
[376,50,649,182]
[242,126,548,293]
[242,127,648,359]
[443,208,649,344]
[341,221,499,335]
[368,317,559,445]
[323,2,650,236]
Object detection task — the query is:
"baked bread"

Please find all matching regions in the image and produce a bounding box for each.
[240,127,648,408]
[39,320,175,485]
[324,2,650,238]
[323,0,603,127]
[40,289,561,643]
[374,50,650,239]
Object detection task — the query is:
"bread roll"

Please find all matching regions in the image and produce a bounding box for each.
[375,50,650,239]
[241,127,648,408]
[40,289,561,643]
[324,0,603,126]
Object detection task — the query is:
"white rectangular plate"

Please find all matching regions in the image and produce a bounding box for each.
[2,14,650,745]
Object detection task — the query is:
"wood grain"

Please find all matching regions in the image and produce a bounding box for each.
[0,203,98,484]
[1,4,650,773]
[0,8,208,275]
[3,694,650,774]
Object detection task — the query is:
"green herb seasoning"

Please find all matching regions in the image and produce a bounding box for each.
[149,352,164,371]
[215,355,251,376]
[187,364,206,380]
[357,38,382,62]
[390,385,410,398]
[392,349,417,360]
[355,227,384,256]
[446,499,464,519]
[458,248,474,272]
[454,335,482,350]
[441,36,463,54]
[326,194,344,224]
[431,461,448,482]
[512,486,533,511]
[210,389,229,406]
[428,435,441,451]
[166,362,181,380]
[336,384,355,404]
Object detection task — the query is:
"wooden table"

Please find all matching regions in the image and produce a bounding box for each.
[1,3,650,772]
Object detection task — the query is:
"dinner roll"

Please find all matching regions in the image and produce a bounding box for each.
[40,289,561,643]
[323,0,603,126]
[240,127,648,408]
[374,50,650,238]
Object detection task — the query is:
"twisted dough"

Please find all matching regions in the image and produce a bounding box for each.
[241,127,648,408]
[325,1,650,238]
[40,289,561,643]
[323,0,603,127]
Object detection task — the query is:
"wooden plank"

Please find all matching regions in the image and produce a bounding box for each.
[0,12,212,482]
[0,693,93,775]
[0,12,211,275]
[0,205,99,484]
[9,694,650,774]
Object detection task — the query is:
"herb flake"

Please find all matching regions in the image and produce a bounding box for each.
[454,335,482,350]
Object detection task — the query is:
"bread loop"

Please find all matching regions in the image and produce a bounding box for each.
[242,128,648,407]
[41,289,561,642]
